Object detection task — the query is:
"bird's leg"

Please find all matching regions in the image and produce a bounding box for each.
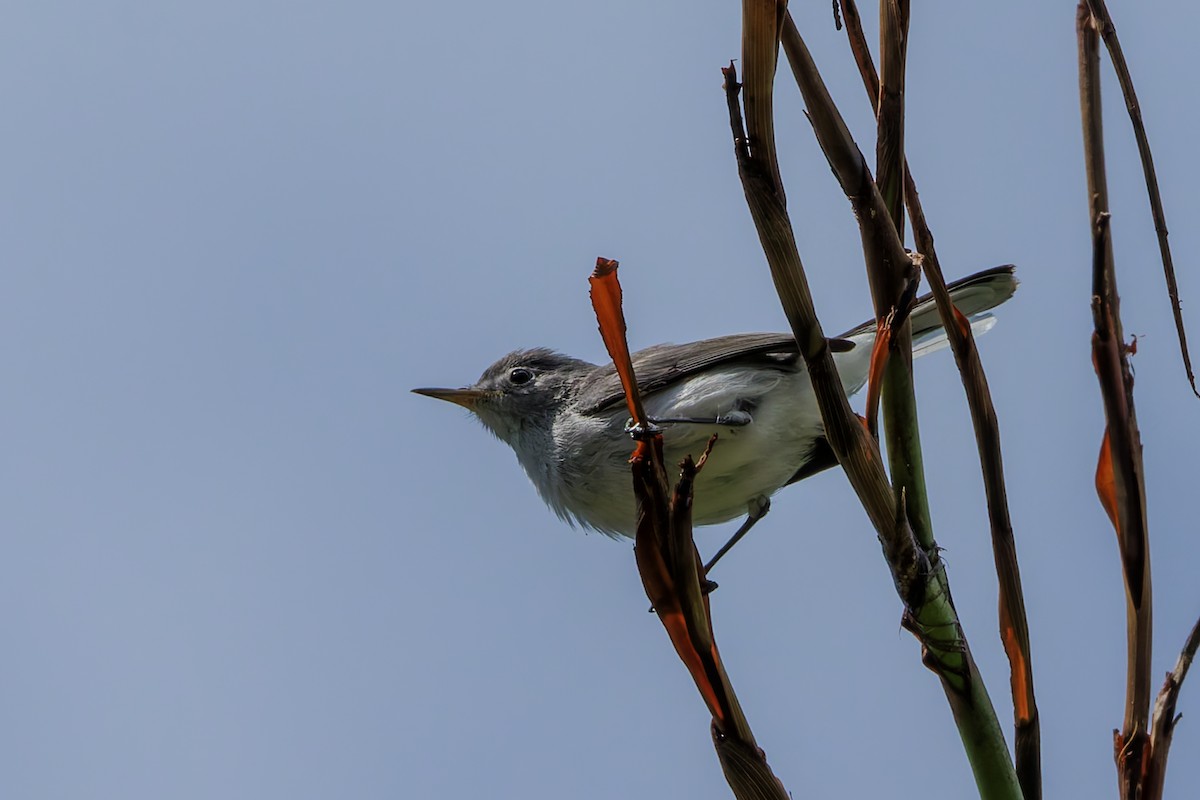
[651,410,751,426]
[703,495,771,575]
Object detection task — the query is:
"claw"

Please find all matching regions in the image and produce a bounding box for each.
[623,418,662,439]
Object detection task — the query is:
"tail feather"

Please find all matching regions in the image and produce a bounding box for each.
[842,265,1018,341]
[834,265,1016,398]
[912,313,997,359]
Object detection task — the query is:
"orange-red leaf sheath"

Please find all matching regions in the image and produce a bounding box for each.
[1000,605,1034,722]
[633,516,725,722]
[1095,428,1120,534]
[594,261,729,726]
[662,606,726,722]
[864,318,890,437]
[588,258,646,426]
[951,303,972,340]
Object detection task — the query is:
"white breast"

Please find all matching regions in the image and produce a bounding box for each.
[515,344,874,538]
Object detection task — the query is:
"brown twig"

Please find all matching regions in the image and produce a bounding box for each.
[871,0,943,608]
[1083,0,1199,399]
[731,5,1021,795]
[1143,614,1200,798]
[874,0,907,237]
[914,190,1043,800]
[836,4,1042,796]
[1077,6,1154,798]
[724,46,926,610]
[838,0,879,101]
[763,6,1024,796]
[590,259,788,800]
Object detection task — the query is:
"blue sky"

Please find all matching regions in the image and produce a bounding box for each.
[2,2,1197,798]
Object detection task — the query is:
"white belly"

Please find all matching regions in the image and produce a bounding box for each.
[530,364,835,537]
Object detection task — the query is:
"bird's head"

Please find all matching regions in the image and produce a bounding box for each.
[413,348,594,445]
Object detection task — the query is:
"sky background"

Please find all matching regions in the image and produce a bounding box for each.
[2,2,1198,798]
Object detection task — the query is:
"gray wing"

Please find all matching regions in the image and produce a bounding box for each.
[575,265,1017,416]
[576,333,853,415]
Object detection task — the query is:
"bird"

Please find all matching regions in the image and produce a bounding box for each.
[414,266,1016,563]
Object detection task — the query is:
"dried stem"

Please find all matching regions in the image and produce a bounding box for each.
[1083,0,1199,399]
[1143,614,1200,798]
[1077,6,1153,798]
[838,2,1041,797]
[729,3,1020,796]
[590,259,788,800]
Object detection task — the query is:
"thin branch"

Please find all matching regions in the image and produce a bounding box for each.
[731,5,1021,796]
[872,0,940,620]
[1084,0,1199,399]
[1077,7,1154,799]
[1143,614,1200,799]
[590,259,789,800]
[730,7,928,610]
[874,0,907,237]
[838,3,1041,797]
[838,0,878,104]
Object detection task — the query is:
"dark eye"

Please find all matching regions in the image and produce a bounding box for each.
[509,367,534,385]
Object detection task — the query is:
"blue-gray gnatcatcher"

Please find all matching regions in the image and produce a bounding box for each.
[415,267,1016,561]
